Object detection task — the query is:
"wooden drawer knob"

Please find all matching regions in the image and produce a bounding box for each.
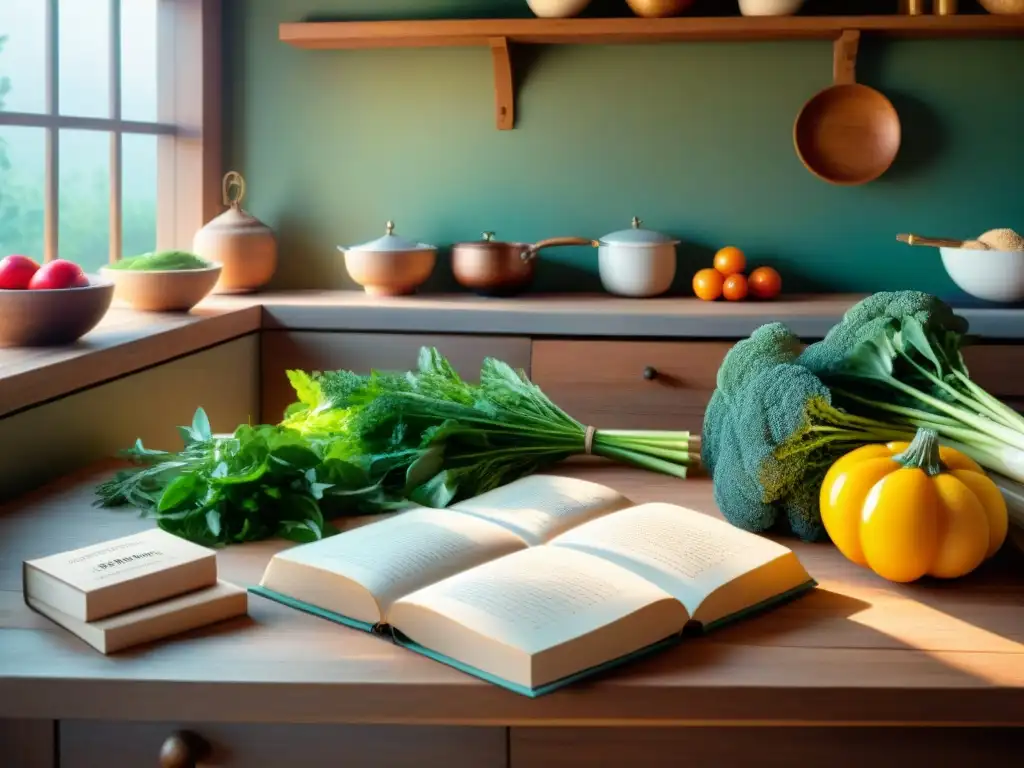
[160,731,209,768]
[642,366,659,380]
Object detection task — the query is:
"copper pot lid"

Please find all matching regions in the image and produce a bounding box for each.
[340,221,436,254]
[599,217,680,246]
[453,231,524,249]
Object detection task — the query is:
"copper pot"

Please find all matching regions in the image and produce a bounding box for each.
[451,232,596,296]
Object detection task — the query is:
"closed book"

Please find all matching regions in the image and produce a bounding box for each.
[23,528,218,622]
[26,580,248,654]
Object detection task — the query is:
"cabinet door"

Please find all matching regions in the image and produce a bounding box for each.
[260,332,531,423]
[510,726,1024,768]
[0,719,54,768]
[530,340,732,433]
[60,721,506,768]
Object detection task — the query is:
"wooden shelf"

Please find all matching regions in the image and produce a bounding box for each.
[279,15,1024,129]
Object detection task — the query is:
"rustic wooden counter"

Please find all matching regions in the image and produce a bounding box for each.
[3,290,1022,418]
[2,460,1022,730]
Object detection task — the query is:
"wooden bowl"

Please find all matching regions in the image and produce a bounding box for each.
[100,264,222,312]
[625,0,695,16]
[794,83,901,185]
[0,276,114,347]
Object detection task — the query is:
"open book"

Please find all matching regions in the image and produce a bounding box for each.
[253,475,815,697]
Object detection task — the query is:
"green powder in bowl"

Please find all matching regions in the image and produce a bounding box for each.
[108,250,212,271]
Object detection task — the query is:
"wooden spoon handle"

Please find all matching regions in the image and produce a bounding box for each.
[896,233,966,248]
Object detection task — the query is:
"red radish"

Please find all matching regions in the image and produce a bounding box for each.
[0,254,41,290]
[27,259,89,290]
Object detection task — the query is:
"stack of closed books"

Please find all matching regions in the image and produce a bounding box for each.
[23,528,247,654]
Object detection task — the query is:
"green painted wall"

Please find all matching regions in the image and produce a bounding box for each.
[224,0,1024,297]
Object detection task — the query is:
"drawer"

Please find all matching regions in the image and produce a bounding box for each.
[510,726,1024,768]
[60,721,506,768]
[530,340,733,432]
[260,331,531,423]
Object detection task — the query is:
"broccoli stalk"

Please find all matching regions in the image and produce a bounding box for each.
[799,291,1024,485]
[702,323,915,542]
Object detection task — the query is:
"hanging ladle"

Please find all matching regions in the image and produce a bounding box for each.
[794,30,902,186]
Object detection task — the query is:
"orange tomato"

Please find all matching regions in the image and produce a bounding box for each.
[748,266,782,300]
[692,268,724,301]
[713,246,746,277]
[722,273,748,301]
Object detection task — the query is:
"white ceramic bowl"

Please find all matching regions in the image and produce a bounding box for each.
[526,0,592,17]
[738,0,804,14]
[940,247,1024,303]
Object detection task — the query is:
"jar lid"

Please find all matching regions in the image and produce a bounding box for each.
[600,217,679,246]
[342,221,435,253]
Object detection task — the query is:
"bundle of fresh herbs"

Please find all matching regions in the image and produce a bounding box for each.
[97,347,695,546]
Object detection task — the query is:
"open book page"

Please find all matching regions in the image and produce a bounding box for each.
[258,508,528,626]
[447,474,634,546]
[388,546,688,690]
[548,503,812,627]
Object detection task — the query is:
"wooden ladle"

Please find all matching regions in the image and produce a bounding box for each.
[896,233,990,249]
[794,30,902,186]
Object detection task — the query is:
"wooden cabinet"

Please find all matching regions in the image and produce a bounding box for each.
[509,726,1024,767]
[259,331,532,423]
[962,344,1024,412]
[530,340,733,432]
[59,721,506,768]
[0,720,54,768]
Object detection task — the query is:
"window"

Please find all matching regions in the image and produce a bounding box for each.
[0,0,221,273]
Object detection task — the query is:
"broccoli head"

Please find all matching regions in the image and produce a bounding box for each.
[799,291,969,378]
[703,322,915,542]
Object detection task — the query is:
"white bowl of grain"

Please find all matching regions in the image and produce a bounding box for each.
[940,229,1024,303]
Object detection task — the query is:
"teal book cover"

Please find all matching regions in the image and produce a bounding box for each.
[249,578,817,698]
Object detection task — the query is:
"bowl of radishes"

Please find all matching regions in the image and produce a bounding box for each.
[0,255,114,347]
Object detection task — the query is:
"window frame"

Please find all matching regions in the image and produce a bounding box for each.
[0,0,222,264]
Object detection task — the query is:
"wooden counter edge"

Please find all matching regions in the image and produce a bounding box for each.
[0,305,262,418]
[2,674,1022,727]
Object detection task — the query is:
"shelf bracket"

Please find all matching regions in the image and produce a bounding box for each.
[489,37,515,131]
[833,29,860,85]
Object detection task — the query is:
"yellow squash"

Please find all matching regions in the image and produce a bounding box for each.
[820,428,1008,583]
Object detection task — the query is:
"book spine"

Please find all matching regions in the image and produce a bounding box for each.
[371,622,398,644]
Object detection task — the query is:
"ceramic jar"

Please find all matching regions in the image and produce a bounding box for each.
[192,172,278,294]
[597,217,680,298]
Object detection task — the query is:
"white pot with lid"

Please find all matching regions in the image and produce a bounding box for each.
[597,217,680,297]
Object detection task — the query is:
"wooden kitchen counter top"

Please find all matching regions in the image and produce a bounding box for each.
[1,460,1022,727]
[4,289,1022,419]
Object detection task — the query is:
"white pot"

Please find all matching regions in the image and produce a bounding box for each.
[738,0,804,15]
[526,0,592,17]
[597,217,680,298]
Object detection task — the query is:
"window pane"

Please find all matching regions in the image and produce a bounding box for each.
[121,0,157,122]
[122,133,156,258]
[59,129,110,273]
[0,126,45,261]
[58,0,110,119]
[0,0,47,114]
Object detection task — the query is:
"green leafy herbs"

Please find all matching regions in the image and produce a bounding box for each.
[95,411,399,547]
[97,348,696,546]
[107,250,211,271]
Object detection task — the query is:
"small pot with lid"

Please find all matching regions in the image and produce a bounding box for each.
[597,217,680,298]
[451,232,597,297]
[338,220,437,297]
